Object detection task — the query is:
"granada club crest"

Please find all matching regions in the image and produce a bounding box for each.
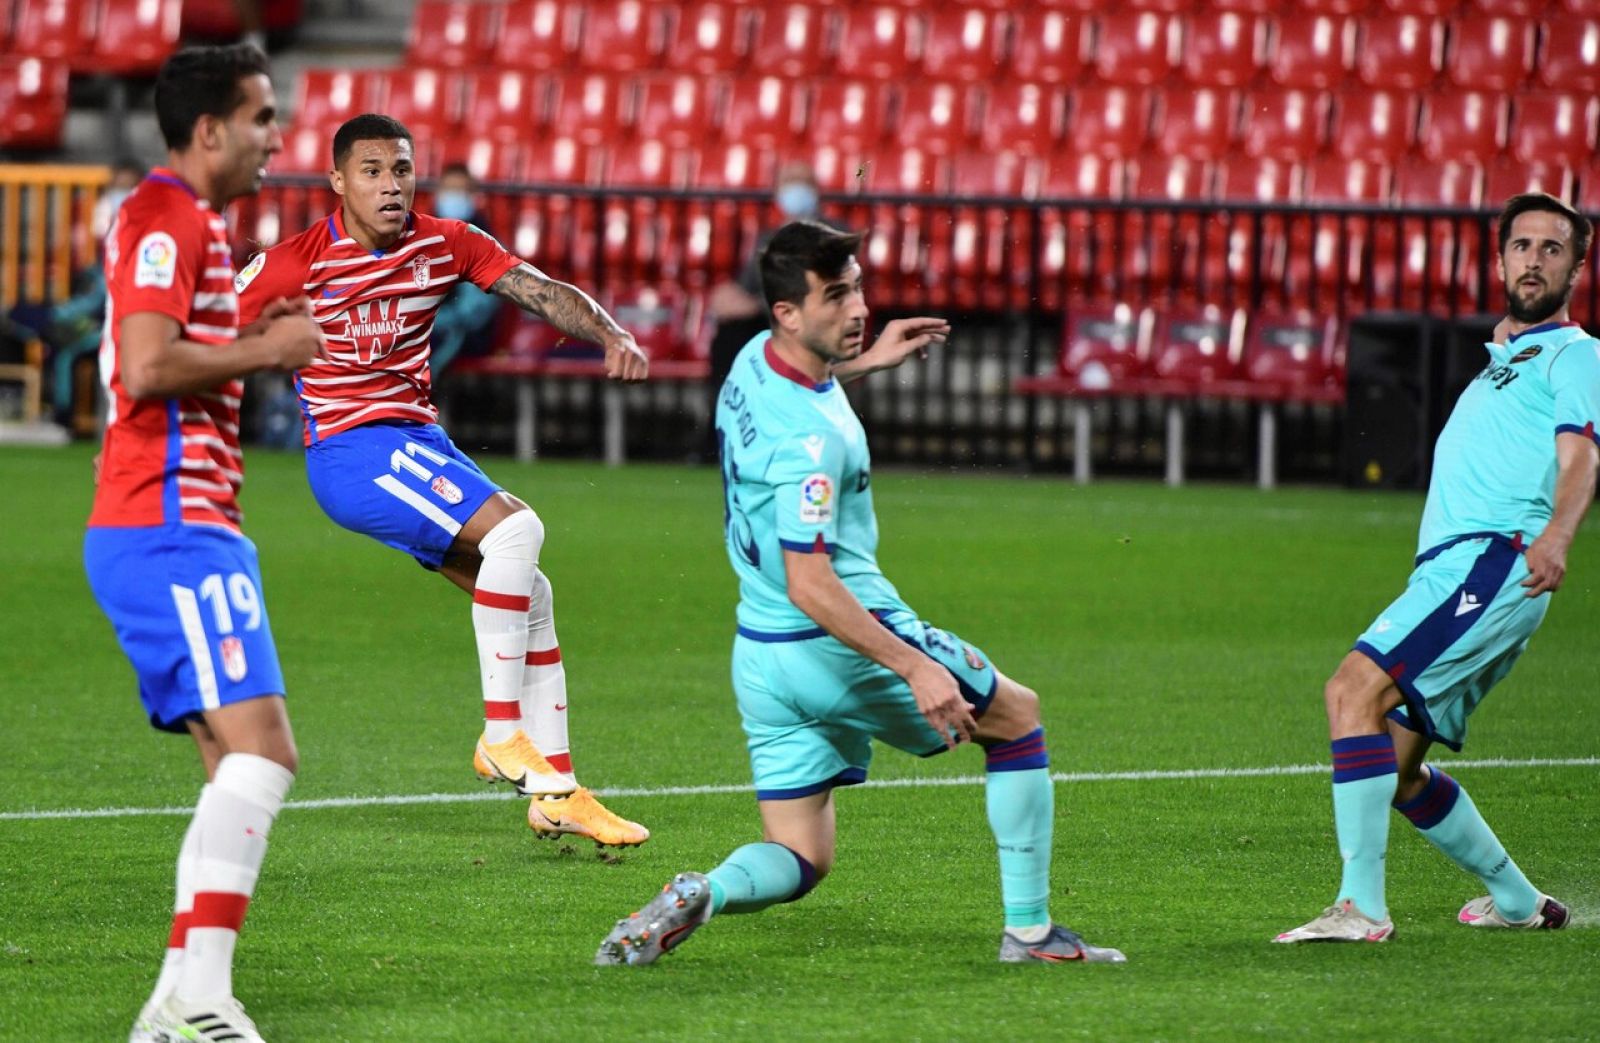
[412,254,432,290]
[431,475,464,504]
[218,636,248,682]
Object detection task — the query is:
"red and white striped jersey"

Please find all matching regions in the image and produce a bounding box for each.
[236,209,520,443]
[89,169,246,533]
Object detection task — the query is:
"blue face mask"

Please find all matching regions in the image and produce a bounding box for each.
[435,190,475,222]
[776,182,819,218]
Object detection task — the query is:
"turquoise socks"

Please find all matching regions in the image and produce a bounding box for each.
[1330,734,1398,920]
[984,729,1053,930]
[705,842,817,915]
[1394,768,1539,922]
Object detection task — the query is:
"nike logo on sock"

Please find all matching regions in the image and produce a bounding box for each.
[495,652,522,660]
[554,703,567,711]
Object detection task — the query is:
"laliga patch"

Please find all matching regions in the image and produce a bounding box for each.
[799,473,833,524]
[1510,345,1542,364]
[133,232,178,289]
[234,251,266,293]
[412,254,432,290]
[218,636,248,682]
[431,475,464,505]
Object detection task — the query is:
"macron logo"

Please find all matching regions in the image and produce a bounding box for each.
[803,434,825,464]
[1455,591,1484,617]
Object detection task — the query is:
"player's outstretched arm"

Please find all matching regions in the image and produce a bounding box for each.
[784,548,976,748]
[1523,431,1600,596]
[119,307,323,399]
[832,317,950,384]
[489,262,648,381]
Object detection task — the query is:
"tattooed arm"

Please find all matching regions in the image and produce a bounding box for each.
[489,262,649,381]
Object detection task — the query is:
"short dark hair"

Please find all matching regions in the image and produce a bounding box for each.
[759,220,866,316]
[153,44,271,151]
[1497,192,1593,261]
[439,161,473,181]
[332,114,414,168]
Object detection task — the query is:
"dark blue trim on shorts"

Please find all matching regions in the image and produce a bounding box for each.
[873,611,1000,713]
[755,766,867,801]
[1556,422,1600,447]
[736,624,829,643]
[1414,531,1522,567]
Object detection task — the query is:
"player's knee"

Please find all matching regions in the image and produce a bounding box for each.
[478,508,544,565]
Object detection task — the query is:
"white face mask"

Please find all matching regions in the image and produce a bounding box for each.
[776,182,819,218]
[435,189,475,222]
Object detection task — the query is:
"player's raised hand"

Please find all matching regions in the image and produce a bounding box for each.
[239,295,315,338]
[843,317,951,381]
[260,309,325,371]
[1521,532,1568,596]
[604,333,650,382]
[908,659,976,750]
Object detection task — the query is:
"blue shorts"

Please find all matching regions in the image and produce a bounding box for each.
[1354,536,1549,751]
[731,608,1001,800]
[306,421,502,569]
[84,525,286,734]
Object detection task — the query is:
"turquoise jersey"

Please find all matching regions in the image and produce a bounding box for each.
[715,331,908,635]
[1419,321,1600,557]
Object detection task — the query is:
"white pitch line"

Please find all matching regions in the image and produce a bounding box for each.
[2,756,1595,823]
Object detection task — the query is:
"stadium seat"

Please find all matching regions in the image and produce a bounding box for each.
[1574,161,1600,212]
[1036,151,1126,200]
[688,141,775,189]
[1471,0,1543,12]
[437,137,524,184]
[1509,91,1597,168]
[1181,11,1265,87]
[1007,10,1086,85]
[1266,13,1353,90]
[407,0,501,70]
[1148,305,1247,386]
[1129,152,1212,202]
[633,74,719,149]
[948,150,1030,199]
[273,124,327,174]
[1417,90,1507,163]
[492,0,575,73]
[1536,14,1600,93]
[834,6,914,81]
[1240,88,1329,161]
[0,57,68,149]
[549,73,630,146]
[667,1,752,75]
[920,7,1004,82]
[578,0,663,74]
[1305,154,1392,202]
[1215,154,1302,201]
[93,0,181,76]
[894,81,976,156]
[1380,0,1460,13]
[1152,88,1239,161]
[522,136,596,184]
[0,0,12,49]
[607,286,694,361]
[461,71,547,144]
[1069,86,1153,160]
[720,75,802,148]
[379,68,463,140]
[1058,303,1154,387]
[1354,13,1444,89]
[295,69,381,134]
[1298,0,1372,11]
[1093,11,1178,86]
[747,3,829,79]
[1444,15,1534,91]
[13,0,95,63]
[806,79,891,150]
[1243,309,1341,399]
[1483,155,1574,204]
[980,82,1064,158]
[1330,88,1418,162]
[602,139,684,187]
[1210,0,1280,11]
[1393,159,1482,205]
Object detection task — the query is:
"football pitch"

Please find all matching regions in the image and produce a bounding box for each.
[2,445,1596,1041]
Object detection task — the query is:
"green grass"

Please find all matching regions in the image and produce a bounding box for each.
[1,446,1596,1041]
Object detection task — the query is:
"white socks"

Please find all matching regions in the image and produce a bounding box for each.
[522,569,573,781]
[472,511,543,744]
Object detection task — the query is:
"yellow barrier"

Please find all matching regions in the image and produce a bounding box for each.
[0,163,110,310]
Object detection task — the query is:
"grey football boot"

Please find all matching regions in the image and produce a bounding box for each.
[595,872,713,966]
[999,924,1128,964]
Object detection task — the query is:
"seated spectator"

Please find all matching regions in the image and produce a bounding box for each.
[429,162,505,374]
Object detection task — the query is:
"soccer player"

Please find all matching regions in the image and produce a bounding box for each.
[236,114,651,846]
[595,221,1127,966]
[85,45,324,1042]
[1276,192,1600,943]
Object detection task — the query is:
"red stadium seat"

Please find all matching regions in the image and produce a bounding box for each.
[1149,305,1247,386]
[13,0,95,62]
[1034,160,1127,306]
[1007,10,1086,85]
[0,56,68,149]
[1057,303,1154,387]
[1215,154,1302,201]
[1444,15,1534,91]
[1354,13,1443,89]
[549,73,629,146]
[1130,153,1213,201]
[437,137,525,184]
[1037,151,1126,199]
[1299,0,1372,11]
[1210,0,1280,10]
[1393,160,1482,205]
[1381,0,1460,12]
[806,79,891,149]
[1266,13,1353,90]
[689,141,775,188]
[522,136,596,184]
[1417,90,1507,163]
[834,6,914,81]
[379,68,463,139]
[578,0,664,74]
[667,1,752,75]
[407,0,501,70]
[1069,85,1153,160]
[948,150,1030,198]
[1153,88,1239,161]
[1509,91,1598,168]
[747,3,828,78]
[602,139,683,187]
[1484,155,1574,204]
[980,82,1065,158]
[1093,11,1178,86]
[1240,88,1329,161]
[894,81,976,156]
[1471,0,1543,12]
[633,74,718,149]
[1574,161,1600,212]
[1537,14,1600,93]
[721,75,802,148]
[0,0,12,49]
[461,71,547,144]
[1181,11,1265,87]
[608,286,694,361]
[295,69,381,134]
[1244,310,1341,397]
[1210,156,1300,293]
[920,7,1004,82]
[1304,154,1392,201]
[93,0,181,76]
[492,0,575,74]
[1330,88,1418,162]
[273,124,327,175]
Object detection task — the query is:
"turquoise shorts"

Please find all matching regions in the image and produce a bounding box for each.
[731,608,1000,800]
[1354,535,1549,751]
